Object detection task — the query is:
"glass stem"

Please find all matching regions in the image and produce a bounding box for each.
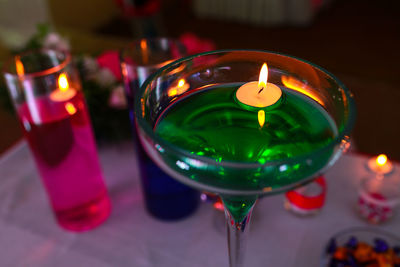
[221,195,257,267]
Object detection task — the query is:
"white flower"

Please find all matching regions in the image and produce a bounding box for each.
[82,56,99,75]
[92,68,116,87]
[43,32,70,52]
[109,85,127,109]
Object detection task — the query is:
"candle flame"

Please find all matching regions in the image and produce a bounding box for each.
[58,73,69,92]
[376,154,387,166]
[258,110,265,127]
[258,63,268,92]
[15,56,24,76]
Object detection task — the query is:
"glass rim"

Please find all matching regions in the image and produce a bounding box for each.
[135,49,357,170]
[2,48,71,79]
[119,37,187,68]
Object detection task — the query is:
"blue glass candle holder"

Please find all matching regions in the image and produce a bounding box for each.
[120,38,199,220]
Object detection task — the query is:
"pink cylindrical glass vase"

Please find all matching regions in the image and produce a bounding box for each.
[3,49,111,231]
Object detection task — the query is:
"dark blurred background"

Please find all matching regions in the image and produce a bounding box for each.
[0,0,399,160]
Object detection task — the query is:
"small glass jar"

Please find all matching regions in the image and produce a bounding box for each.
[357,172,400,224]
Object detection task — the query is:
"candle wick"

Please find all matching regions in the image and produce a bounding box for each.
[258,87,264,94]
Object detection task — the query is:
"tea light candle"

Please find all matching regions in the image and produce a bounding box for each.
[367,154,393,175]
[235,63,282,110]
[50,73,77,102]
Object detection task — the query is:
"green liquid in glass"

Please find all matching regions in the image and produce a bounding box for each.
[154,83,337,194]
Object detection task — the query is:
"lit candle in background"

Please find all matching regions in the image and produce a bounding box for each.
[50,73,77,102]
[358,154,397,224]
[367,154,393,175]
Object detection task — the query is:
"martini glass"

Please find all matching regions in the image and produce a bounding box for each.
[134,50,356,266]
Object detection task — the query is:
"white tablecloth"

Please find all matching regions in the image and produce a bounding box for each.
[0,141,398,267]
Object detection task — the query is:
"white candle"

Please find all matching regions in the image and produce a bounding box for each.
[367,154,393,175]
[50,73,77,102]
[235,63,282,109]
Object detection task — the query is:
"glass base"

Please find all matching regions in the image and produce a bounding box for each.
[54,192,111,232]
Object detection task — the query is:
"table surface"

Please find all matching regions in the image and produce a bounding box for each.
[0,141,399,267]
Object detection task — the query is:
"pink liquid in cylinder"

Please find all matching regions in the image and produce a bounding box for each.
[18,91,111,231]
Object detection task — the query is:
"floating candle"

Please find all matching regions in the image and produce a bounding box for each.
[235,63,282,110]
[50,73,77,102]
